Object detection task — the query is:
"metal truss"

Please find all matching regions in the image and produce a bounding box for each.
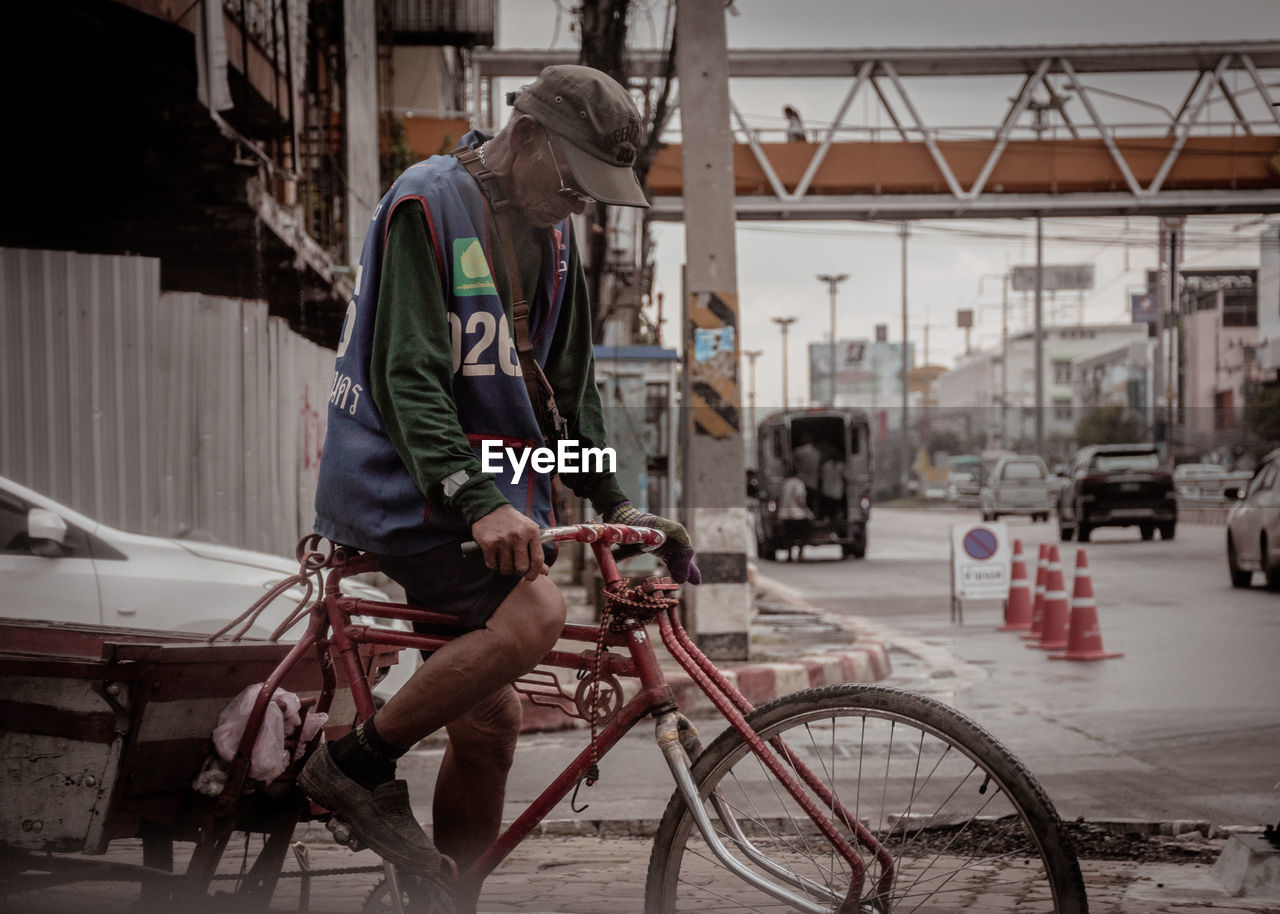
[472,42,1280,221]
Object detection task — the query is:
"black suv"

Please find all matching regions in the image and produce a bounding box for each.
[1057,444,1177,542]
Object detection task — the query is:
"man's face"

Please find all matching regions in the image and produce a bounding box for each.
[510,127,593,228]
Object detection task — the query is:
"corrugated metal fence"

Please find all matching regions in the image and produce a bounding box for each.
[1,246,335,556]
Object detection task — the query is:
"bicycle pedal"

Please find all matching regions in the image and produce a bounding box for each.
[326,816,366,851]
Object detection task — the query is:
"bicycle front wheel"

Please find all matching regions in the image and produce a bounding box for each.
[645,684,1087,913]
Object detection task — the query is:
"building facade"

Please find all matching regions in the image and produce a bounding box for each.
[934,324,1151,455]
[1257,227,1280,382]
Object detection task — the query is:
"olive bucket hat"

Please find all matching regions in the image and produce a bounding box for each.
[509,65,650,208]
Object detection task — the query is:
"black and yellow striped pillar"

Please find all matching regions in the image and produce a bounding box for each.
[676,0,751,660]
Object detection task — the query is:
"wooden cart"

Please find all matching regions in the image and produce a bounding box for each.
[0,617,397,910]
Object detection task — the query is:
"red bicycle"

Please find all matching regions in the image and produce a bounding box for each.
[1,523,1088,913]
[283,523,1086,913]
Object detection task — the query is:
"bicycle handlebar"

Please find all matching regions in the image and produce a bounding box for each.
[459,522,665,557]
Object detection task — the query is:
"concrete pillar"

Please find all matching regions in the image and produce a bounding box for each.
[675,0,751,659]
[344,0,380,265]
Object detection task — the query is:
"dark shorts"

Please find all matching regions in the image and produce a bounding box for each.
[377,540,558,633]
[782,518,812,545]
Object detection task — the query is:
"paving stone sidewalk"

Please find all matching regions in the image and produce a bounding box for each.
[28,826,1276,913]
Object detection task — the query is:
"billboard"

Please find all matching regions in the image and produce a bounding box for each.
[809,338,910,406]
[1011,264,1095,292]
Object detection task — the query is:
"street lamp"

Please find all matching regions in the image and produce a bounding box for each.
[816,273,849,407]
[771,316,798,409]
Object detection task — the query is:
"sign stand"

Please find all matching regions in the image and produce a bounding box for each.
[950,522,1011,625]
[949,536,960,624]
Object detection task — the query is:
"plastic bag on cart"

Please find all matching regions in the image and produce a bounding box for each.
[203,683,328,786]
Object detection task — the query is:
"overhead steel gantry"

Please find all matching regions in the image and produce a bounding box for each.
[472,41,1280,220]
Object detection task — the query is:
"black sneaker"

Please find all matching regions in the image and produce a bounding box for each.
[298,743,442,874]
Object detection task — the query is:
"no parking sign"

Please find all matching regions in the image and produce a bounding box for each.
[950,522,1011,622]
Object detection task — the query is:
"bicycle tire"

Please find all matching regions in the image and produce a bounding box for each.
[645,684,1088,913]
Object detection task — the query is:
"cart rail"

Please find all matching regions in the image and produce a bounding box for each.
[0,618,396,856]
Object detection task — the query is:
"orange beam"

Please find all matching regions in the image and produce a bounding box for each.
[401,117,473,160]
[646,136,1280,196]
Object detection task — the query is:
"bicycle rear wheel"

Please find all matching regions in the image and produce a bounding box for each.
[646,684,1087,913]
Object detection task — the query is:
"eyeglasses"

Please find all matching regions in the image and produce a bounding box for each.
[544,136,594,206]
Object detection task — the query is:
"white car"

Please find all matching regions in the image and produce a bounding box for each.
[1225,449,1280,591]
[0,474,417,700]
[979,455,1054,522]
[1174,462,1252,500]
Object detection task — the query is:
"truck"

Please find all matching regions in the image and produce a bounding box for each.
[751,408,874,560]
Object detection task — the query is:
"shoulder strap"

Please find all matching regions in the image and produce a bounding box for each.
[455,148,568,445]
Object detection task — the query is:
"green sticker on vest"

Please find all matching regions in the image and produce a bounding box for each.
[453,238,496,296]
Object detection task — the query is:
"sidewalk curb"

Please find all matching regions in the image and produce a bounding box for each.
[517,574,892,734]
[515,817,1261,841]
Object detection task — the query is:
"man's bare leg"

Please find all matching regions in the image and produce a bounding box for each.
[302,571,561,904]
[432,686,523,912]
[374,574,565,746]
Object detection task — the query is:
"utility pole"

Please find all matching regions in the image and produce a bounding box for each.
[910,319,948,435]
[771,316,798,409]
[979,272,1011,446]
[743,349,763,457]
[816,273,848,407]
[1000,274,1009,448]
[900,222,911,477]
[1168,217,1183,459]
[1155,215,1185,461]
[676,0,750,659]
[1034,216,1045,456]
[576,0,632,343]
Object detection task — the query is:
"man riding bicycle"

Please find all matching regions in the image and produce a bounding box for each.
[301,65,699,912]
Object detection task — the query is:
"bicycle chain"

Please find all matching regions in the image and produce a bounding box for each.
[580,577,681,793]
[211,864,385,880]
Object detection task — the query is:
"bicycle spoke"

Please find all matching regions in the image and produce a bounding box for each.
[740,739,837,890]
[647,686,1085,914]
[894,774,1018,908]
[796,718,854,893]
[675,842,814,913]
[709,785,844,897]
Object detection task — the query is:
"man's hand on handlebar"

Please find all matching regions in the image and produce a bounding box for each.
[472,505,547,581]
[604,501,702,585]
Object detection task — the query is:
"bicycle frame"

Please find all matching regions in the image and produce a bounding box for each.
[218,524,896,909]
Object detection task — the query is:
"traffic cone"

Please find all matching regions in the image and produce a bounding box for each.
[1051,548,1124,661]
[1020,544,1049,641]
[998,539,1033,632]
[1029,545,1070,651]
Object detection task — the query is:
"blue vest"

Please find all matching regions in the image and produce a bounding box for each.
[314,134,572,555]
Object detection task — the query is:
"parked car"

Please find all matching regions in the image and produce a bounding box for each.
[945,455,981,506]
[1224,448,1280,590]
[1056,444,1176,542]
[947,468,981,506]
[1173,462,1253,501]
[0,474,416,700]
[979,455,1054,522]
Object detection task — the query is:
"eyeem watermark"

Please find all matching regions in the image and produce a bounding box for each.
[481,439,616,484]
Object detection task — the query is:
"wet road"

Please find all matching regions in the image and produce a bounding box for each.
[761,504,1280,827]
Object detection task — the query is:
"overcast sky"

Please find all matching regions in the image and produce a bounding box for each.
[498,1,1280,408]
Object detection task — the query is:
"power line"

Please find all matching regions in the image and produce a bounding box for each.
[732,217,1273,248]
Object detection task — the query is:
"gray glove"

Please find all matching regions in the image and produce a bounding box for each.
[604,501,702,585]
